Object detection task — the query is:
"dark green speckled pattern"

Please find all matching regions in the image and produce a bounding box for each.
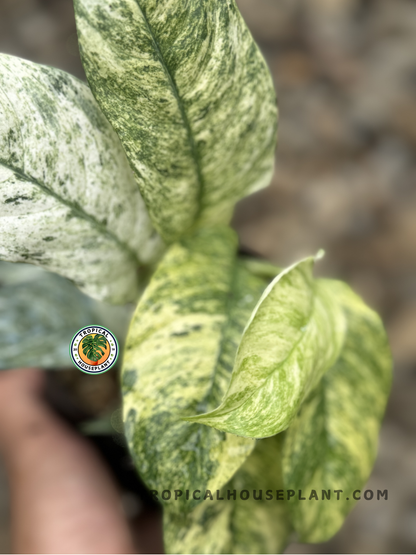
[282,280,392,543]
[74,0,278,242]
[121,227,268,513]
[0,54,162,304]
[164,434,292,554]
[185,255,347,438]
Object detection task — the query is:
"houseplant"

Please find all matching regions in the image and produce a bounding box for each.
[0,0,392,553]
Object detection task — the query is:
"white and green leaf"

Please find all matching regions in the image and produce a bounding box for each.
[184,254,346,438]
[0,261,133,369]
[74,0,277,242]
[281,280,392,543]
[122,227,269,513]
[0,54,162,304]
[164,435,292,554]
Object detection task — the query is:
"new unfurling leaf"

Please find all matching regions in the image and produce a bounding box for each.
[184,254,346,438]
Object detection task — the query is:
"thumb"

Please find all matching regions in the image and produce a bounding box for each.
[0,368,136,553]
[0,368,46,454]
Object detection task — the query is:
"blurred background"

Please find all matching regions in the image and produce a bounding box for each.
[0,0,415,552]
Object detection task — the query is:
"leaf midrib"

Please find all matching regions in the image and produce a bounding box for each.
[0,159,142,266]
[199,257,240,413]
[134,0,205,222]
[128,257,241,415]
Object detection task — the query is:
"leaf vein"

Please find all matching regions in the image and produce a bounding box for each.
[134,0,205,221]
[0,159,141,266]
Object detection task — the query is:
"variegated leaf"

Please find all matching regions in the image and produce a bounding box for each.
[239,257,281,281]
[164,435,292,554]
[74,0,277,242]
[0,261,133,369]
[281,280,392,543]
[0,54,162,304]
[122,227,268,513]
[184,254,346,438]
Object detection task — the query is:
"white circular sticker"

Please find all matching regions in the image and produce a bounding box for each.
[70,326,119,374]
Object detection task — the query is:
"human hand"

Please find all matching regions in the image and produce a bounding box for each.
[0,368,163,554]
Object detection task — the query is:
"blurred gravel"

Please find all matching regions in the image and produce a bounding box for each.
[235,1,416,552]
[0,0,415,552]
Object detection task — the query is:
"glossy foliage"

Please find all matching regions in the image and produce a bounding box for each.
[0,1,393,552]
